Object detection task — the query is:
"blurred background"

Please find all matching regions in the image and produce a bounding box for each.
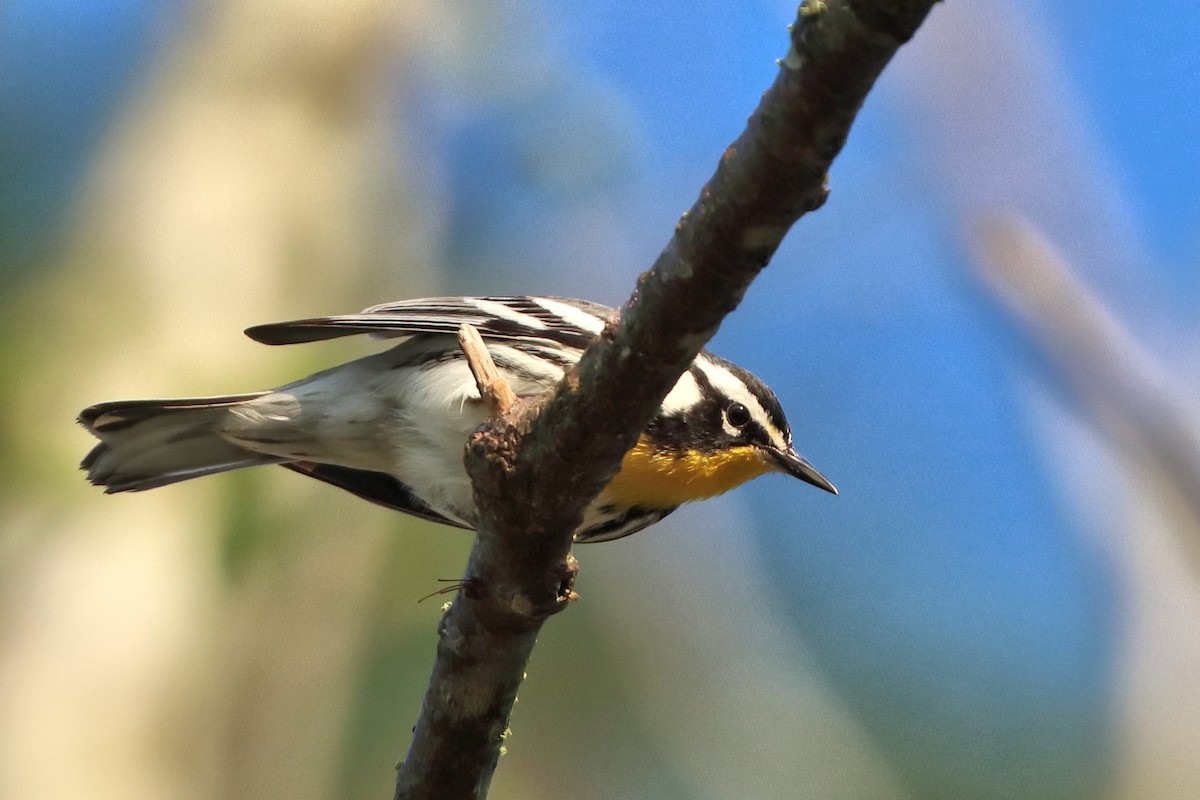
[2,1,1198,798]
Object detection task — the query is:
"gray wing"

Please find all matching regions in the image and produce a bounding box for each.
[245,296,614,349]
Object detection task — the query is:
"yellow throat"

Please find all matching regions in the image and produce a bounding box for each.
[604,435,773,509]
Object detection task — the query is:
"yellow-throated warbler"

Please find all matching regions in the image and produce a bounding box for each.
[79,296,836,542]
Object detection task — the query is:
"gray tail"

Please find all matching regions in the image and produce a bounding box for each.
[79,393,283,492]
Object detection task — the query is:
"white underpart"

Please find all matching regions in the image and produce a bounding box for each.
[532,297,607,334]
[221,338,570,527]
[467,297,549,330]
[694,355,788,447]
[386,344,566,523]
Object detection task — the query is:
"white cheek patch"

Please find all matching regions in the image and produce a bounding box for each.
[695,356,787,447]
[533,298,607,335]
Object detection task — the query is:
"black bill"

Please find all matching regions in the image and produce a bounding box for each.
[768,447,839,495]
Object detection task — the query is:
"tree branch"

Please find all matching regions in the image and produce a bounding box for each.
[971,215,1200,565]
[394,2,938,797]
[458,324,517,417]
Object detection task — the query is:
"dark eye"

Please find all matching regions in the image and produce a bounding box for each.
[725,402,750,428]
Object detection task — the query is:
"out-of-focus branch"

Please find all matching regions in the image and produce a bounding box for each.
[394,2,939,798]
[972,215,1200,554]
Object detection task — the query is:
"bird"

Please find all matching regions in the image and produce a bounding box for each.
[79,296,836,542]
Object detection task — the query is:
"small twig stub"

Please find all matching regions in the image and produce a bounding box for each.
[458,323,518,416]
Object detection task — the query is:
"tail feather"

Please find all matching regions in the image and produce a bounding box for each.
[79,393,283,492]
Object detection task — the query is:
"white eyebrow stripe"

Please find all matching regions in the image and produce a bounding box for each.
[694,356,786,445]
[532,298,607,334]
[468,298,549,330]
[660,370,703,416]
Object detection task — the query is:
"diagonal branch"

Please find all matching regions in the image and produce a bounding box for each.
[972,215,1200,566]
[458,324,517,417]
[394,2,939,798]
